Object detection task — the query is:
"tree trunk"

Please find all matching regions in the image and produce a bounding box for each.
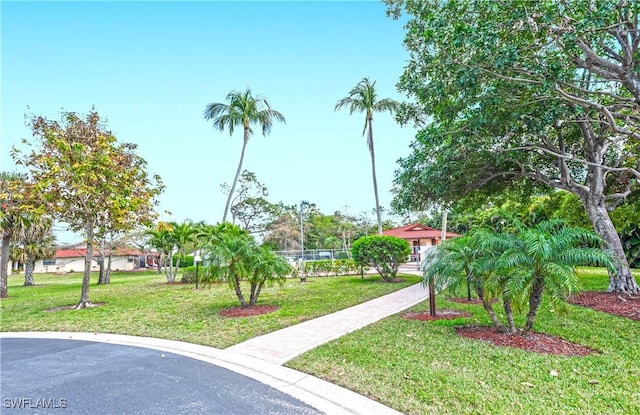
[97,241,106,284]
[76,221,94,309]
[23,259,35,286]
[251,278,267,306]
[582,201,639,293]
[166,251,175,283]
[105,252,112,284]
[477,285,506,332]
[502,298,517,334]
[1,235,11,298]
[223,129,249,223]
[524,276,545,333]
[367,119,383,235]
[233,274,247,308]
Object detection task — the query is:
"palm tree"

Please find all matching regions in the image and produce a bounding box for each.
[335,78,399,235]
[1,172,31,298]
[207,225,257,308]
[422,231,504,327]
[498,220,615,333]
[203,88,286,223]
[19,214,55,286]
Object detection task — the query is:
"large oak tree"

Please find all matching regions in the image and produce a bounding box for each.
[387,0,640,293]
[12,110,163,308]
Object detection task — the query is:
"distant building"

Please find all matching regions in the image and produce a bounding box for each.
[32,246,156,274]
[383,223,461,261]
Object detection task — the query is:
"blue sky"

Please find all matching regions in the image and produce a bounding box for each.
[1,1,415,244]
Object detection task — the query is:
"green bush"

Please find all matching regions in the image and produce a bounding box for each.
[351,235,410,281]
[302,259,361,276]
[172,255,194,268]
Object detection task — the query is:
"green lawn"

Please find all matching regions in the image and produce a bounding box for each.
[3,268,639,414]
[287,268,640,415]
[0,271,421,348]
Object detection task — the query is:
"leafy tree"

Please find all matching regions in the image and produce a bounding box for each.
[262,204,301,251]
[203,88,286,223]
[386,0,640,293]
[335,78,399,235]
[12,110,163,308]
[351,235,410,281]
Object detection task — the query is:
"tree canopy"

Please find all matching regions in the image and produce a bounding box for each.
[12,109,163,307]
[386,0,640,293]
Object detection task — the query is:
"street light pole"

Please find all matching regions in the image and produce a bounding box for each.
[194,252,202,290]
[299,201,306,283]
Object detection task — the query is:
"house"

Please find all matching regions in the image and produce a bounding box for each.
[383,223,461,261]
[33,247,156,274]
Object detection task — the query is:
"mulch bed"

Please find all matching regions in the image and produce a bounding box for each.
[455,326,597,356]
[219,305,279,317]
[569,291,640,321]
[401,310,472,321]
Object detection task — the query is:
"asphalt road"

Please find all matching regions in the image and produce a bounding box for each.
[0,338,324,415]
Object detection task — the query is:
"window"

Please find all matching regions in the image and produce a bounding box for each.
[43,259,56,265]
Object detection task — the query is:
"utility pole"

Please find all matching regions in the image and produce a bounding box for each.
[299,201,306,283]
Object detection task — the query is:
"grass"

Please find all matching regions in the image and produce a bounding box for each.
[0,270,421,348]
[3,267,639,414]
[287,267,640,415]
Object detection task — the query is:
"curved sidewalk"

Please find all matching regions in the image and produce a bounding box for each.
[227,281,427,364]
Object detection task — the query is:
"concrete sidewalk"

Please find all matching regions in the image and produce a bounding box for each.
[227,279,427,364]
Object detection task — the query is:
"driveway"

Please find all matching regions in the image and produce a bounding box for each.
[1,338,322,415]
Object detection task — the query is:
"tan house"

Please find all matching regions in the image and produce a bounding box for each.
[33,247,154,274]
[383,223,461,261]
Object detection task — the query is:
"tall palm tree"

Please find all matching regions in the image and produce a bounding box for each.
[203,88,286,223]
[335,78,399,235]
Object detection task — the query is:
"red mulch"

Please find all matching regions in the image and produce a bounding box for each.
[455,326,597,356]
[404,289,640,356]
[569,291,640,321]
[219,305,279,317]
[401,310,472,321]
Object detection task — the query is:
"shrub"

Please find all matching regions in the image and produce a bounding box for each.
[351,236,410,281]
[172,255,194,268]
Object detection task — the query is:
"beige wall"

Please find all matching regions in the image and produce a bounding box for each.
[32,256,138,274]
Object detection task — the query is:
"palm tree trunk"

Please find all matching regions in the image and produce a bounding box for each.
[367,119,383,235]
[1,235,11,298]
[23,259,35,286]
[477,285,506,332]
[503,298,517,334]
[223,129,250,223]
[524,277,545,333]
[233,274,247,308]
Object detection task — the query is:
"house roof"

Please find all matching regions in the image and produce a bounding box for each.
[383,223,461,240]
[55,248,145,258]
